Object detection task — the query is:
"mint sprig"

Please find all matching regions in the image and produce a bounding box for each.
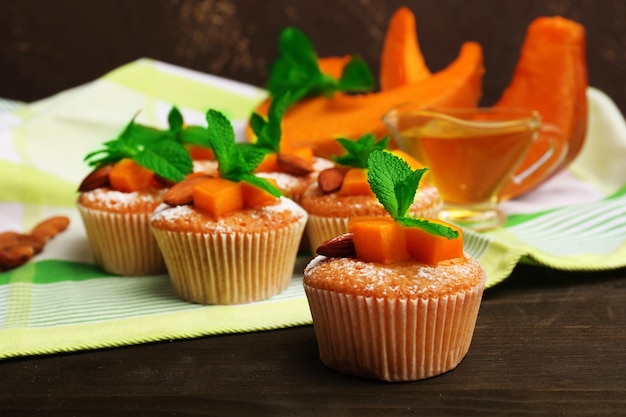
[333,134,389,169]
[267,27,375,108]
[166,106,210,148]
[367,150,459,239]
[248,92,291,154]
[205,109,281,197]
[84,114,193,182]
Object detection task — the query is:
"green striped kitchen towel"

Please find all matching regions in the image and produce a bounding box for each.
[0,59,625,359]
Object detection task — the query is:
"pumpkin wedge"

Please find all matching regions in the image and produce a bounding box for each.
[497,16,588,199]
[380,6,431,90]
[251,41,484,158]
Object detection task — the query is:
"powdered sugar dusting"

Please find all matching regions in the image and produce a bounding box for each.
[78,188,165,213]
[312,157,335,171]
[257,172,302,192]
[304,254,485,298]
[151,197,307,233]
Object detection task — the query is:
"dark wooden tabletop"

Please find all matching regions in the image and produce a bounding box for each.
[2,263,626,416]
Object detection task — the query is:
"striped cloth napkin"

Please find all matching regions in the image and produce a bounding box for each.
[1,59,625,359]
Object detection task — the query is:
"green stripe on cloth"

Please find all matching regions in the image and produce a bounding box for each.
[0,294,312,360]
[487,193,626,272]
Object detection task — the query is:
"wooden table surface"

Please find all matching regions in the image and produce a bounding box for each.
[1,263,625,416]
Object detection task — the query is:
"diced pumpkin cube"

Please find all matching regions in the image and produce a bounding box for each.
[242,178,279,208]
[193,178,243,217]
[108,158,154,192]
[349,217,410,264]
[403,220,464,265]
[338,168,374,197]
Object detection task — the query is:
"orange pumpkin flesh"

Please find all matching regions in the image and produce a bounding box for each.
[193,178,244,217]
[108,158,154,192]
[404,220,464,265]
[496,16,588,199]
[254,41,483,158]
[349,217,410,264]
[241,179,279,208]
[337,168,374,197]
[380,6,431,90]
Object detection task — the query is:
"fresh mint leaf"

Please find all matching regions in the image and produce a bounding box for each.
[367,149,409,218]
[168,106,184,132]
[240,173,282,198]
[84,112,193,182]
[267,27,322,102]
[206,109,240,176]
[367,150,458,239]
[338,56,375,92]
[237,144,267,173]
[166,106,211,149]
[333,134,389,169]
[250,93,291,154]
[180,125,209,147]
[134,140,193,182]
[398,217,460,239]
[394,167,427,220]
[267,27,375,108]
[206,109,282,196]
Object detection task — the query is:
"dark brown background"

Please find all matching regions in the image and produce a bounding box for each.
[2,0,626,113]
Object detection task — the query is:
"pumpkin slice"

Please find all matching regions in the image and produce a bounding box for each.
[497,16,587,199]
[380,6,431,90]
[251,41,483,158]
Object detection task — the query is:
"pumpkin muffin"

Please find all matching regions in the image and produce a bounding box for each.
[299,135,441,252]
[150,109,308,305]
[151,197,307,304]
[78,185,168,276]
[77,116,193,276]
[302,150,486,381]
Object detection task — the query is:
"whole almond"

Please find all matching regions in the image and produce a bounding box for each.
[16,234,46,254]
[31,216,70,243]
[163,174,212,206]
[0,245,35,270]
[0,231,20,250]
[78,165,113,192]
[316,233,356,258]
[318,167,345,193]
[277,153,314,176]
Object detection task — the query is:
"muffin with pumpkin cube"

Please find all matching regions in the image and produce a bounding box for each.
[77,115,193,276]
[298,133,441,253]
[303,150,486,382]
[150,109,307,305]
